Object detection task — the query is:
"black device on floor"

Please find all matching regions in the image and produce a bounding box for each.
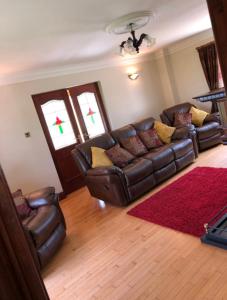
[201,206,227,250]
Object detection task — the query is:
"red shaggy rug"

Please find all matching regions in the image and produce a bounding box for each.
[127,167,227,237]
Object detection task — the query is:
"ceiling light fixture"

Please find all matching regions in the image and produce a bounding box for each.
[106,11,156,57]
[119,23,155,56]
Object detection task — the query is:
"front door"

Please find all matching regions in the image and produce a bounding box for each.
[32,83,111,195]
[32,89,84,194]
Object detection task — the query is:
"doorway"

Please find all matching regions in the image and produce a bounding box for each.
[32,82,110,195]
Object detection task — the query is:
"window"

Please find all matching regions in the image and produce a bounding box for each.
[41,100,77,150]
[77,92,105,138]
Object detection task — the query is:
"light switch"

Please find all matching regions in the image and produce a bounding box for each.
[25,132,31,138]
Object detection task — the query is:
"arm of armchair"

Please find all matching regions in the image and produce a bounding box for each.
[86,166,129,206]
[87,166,124,177]
[25,187,58,209]
[171,124,199,158]
[171,124,196,140]
[204,113,221,124]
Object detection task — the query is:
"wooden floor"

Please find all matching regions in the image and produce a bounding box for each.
[43,145,227,300]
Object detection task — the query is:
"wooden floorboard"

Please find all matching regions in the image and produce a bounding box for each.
[43,145,227,300]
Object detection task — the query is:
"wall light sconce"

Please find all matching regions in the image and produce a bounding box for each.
[128,73,139,80]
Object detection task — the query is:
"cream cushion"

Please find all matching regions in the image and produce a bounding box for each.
[91,147,113,168]
[190,106,208,127]
[154,121,176,144]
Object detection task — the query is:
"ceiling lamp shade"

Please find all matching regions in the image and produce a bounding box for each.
[106,11,156,57]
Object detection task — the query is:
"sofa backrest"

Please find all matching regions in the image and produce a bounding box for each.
[111,125,137,144]
[132,117,156,132]
[161,102,194,126]
[75,133,116,168]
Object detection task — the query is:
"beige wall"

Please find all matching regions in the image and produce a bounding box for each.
[0,29,215,194]
[156,29,214,112]
[0,60,165,193]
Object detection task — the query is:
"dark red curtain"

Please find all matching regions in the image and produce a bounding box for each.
[197,42,219,90]
[197,42,219,112]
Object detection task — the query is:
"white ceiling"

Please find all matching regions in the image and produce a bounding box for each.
[0,0,211,84]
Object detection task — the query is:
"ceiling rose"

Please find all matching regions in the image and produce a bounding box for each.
[105,11,153,34]
[106,11,155,56]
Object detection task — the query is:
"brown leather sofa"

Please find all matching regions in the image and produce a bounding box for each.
[72,117,195,206]
[160,102,222,153]
[23,187,66,269]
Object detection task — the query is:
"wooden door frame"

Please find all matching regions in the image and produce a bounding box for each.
[0,164,49,300]
[32,89,81,195]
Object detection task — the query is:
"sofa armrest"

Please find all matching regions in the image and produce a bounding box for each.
[25,187,58,209]
[86,166,129,206]
[171,124,198,158]
[87,166,124,177]
[172,126,190,140]
[204,113,221,124]
[171,124,196,141]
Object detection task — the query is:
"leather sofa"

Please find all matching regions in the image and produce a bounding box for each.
[72,117,195,206]
[160,102,222,153]
[22,187,66,269]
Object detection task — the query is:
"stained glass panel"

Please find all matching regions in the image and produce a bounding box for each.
[77,92,105,138]
[41,100,77,150]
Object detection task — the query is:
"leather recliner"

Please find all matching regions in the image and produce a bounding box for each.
[160,102,222,153]
[22,187,66,269]
[72,117,195,206]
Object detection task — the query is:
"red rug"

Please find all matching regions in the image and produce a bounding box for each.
[127,167,227,237]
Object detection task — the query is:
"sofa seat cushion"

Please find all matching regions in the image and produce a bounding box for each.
[25,205,61,248]
[169,139,193,159]
[123,158,153,186]
[143,145,174,171]
[196,122,220,140]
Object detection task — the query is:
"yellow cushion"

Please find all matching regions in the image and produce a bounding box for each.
[91,147,113,168]
[189,106,208,127]
[154,121,176,144]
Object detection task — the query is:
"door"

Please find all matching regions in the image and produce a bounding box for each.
[32,83,111,195]
[32,89,84,195]
[68,82,111,141]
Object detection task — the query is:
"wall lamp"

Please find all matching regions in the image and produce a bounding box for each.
[128,72,139,80]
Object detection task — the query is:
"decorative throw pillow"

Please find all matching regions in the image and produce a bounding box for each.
[138,128,163,149]
[154,121,176,144]
[91,147,113,168]
[120,135,147,156]
[105,144,135,168]
[189,106,208,127]
[12,189,32,220]
[174,112,192,127]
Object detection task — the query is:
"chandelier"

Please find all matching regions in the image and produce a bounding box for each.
[106,11,156,57]
[119,23,155,56]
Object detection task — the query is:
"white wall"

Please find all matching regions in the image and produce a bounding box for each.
[0,60,165,193]
[156,29,214,112]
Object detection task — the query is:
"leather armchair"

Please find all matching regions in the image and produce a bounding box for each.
[160,102,222,153]
[23,187,66,269]
[72,117,195,206]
